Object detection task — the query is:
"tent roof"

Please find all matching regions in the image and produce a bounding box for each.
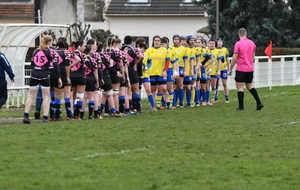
[0,24,69,87]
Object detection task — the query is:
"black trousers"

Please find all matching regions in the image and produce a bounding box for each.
[0,78,8,108]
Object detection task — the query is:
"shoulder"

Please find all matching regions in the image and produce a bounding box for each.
[131,46,139,51]
[234,41,242,49]
[0,53,7,62]
[0,52,5,59]
[92,51,99,55]
[235,40,241,45]
[249,40,256,46]
[159,47,168,53]
[147,47,154,52]
[34,48,41,52]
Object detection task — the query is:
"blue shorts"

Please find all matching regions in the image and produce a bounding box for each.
[179,67,184,77]
[192,66,196,80]
[211,75,218,79]
[221,70,228,79]
[167,68,174,82]
[184,76,192,85]
[198,67,207,80]
[150,75,167,86]
[142,77,150,83]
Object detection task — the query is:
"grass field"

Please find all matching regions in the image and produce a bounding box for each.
[0,86,300,190]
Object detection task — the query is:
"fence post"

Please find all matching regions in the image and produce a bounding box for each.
[22,89,26,105]
[12,90,15,107]
[293,56,297,85]
[254,57,258,87]
[17,89,20,107]
[268,58,272,90]
[280,57,285,86]
[6,91,9,108]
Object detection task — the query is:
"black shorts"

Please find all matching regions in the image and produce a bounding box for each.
[137,63,143,77]
[110,72,121,84]
[101,77,112,91]
[128,66,139,84]
[200,79,207,84]
[29,78,50,87]
[85,79,96,91]
[120,78,128,88]
[235,70,253,83]
[139,77,142,89]
[183,81,191,85]
[51,75,67,88]
[71,77,86,87]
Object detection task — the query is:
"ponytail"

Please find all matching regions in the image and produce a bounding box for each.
[39,35,52,51]
[84,45,92,55]
[97,42,104,52]
[107,37,115,48]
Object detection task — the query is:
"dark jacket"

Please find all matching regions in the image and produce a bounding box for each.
[0,53,15,80]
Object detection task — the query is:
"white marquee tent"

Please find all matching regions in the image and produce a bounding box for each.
[0,24,69,88]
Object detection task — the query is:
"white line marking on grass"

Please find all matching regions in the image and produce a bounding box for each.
[274,121,299,126]
[264,92,288,97]
[230,92,288,102]
[73,146,155,160]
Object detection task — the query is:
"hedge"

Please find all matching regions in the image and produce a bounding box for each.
[256,47,300,56]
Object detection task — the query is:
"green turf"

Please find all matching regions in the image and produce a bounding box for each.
[0,86,300,190]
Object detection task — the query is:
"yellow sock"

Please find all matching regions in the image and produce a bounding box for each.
[191,89,195,105]
[169,92,174,106]
[156,94,162,107]
[210,88,216,102]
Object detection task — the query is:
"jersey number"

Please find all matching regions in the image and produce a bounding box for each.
[36,55,46,63]
[34,51,49,66]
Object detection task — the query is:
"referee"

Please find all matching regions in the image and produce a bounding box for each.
[0,52,15,109]
[229,28,264,111]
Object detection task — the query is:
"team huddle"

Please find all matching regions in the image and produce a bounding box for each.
[22,34,231,124]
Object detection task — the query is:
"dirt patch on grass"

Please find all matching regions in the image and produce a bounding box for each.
[0,117,38,124]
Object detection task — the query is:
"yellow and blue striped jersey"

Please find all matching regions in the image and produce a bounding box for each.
[142,51,152,78]
[193,47,201,66]
[217,47,229,70]
[185,47,195,76]
[144,47,170,76]
[200,48,211,65]
[210,48,225,75]
[169,45,188,67]
[167,48,178,69]
[200,48,213,71]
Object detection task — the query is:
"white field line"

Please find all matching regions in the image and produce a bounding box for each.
[73,146,155,160]
[274,121,299,127]
[230,92,288,102]
[264,92,288,97]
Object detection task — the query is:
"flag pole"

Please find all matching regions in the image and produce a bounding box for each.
[269,56,272,90]
[264,41,273,90]
[270,41,272,90]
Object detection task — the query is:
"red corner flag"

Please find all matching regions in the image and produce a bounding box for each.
[264,41,272,60]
